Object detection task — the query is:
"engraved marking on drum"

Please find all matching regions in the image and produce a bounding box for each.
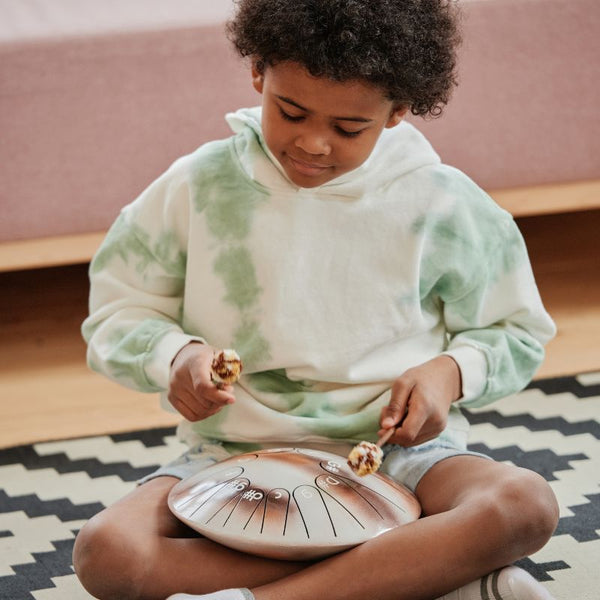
[260,488,290,537]
[178,476,249,520]
[241,489,266,531]
[167,448,421,560]
[293,485,336,539]
[320,460,350,476]
[217,495,245,527]
[220,488,267,531]
[315,474,366,532]
[242,490,264,501]
[177,481,230,519]
[200,478,250,524]
[230,479,248,491]
[315,473,395,523]
[171,467,244,513]
[324,460,341,473]
[313,475,365,529]
[335,474,408,515]
[172,480,225,514]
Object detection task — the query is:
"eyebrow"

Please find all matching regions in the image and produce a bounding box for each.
[276,95,374,123]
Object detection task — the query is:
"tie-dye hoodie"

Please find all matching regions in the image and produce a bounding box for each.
[82,107,556,451]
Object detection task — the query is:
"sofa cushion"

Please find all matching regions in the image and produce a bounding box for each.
[1,0,598,242]
[409,0,600,191]
[1,1,256,241]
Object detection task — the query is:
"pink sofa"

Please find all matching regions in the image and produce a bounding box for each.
[1,0,598,250]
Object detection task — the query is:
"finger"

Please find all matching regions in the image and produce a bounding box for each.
[192,402,225,420]
[410,428,442,447]
[405,410,449,446]
[188,391,235,417]
[203,386,236,406]
[177,385,223,413]
[393,401,429,446]
[378,405,409,436]
[183,389,219,418]
[171,391,228,422]
[169,395,202,422]
[380,379,413,429]
[187,382,234,409]
[215,382,234,394]
[191,373,236,403]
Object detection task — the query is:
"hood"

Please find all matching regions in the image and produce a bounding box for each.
[225,107,441,198]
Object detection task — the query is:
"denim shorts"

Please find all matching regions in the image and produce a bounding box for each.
[138,437,490,493]
[379,439,491,492]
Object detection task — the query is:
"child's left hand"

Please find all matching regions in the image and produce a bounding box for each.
[378,355,462,447]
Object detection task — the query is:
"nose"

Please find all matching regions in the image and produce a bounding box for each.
[294,127,332,156]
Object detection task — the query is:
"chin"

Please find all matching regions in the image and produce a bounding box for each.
[284,169,338,188]
[291,177,327,188]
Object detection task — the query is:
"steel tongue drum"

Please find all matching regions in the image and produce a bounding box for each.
[168,447,421,560]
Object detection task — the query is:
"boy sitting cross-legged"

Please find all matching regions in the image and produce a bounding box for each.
[74,2,559,599]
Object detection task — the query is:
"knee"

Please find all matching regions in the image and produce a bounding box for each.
[73,511,149,600]
[483,468,559,556]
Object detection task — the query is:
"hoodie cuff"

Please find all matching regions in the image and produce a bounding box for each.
[442,345,489,403]
[144,330,206,390]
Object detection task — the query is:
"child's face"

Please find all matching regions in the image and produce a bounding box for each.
[252,61,407,188]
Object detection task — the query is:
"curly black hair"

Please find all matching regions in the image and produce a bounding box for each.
[227,0,462,118]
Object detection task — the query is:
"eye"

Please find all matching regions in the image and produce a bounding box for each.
[335,127,364,138]
[279,107,305,122]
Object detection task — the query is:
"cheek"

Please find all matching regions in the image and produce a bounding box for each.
[260,105,278,143]
[262,118,288,154]
[339,140,376,169]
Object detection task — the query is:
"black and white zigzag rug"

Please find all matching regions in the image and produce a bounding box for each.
[1,374,599,600]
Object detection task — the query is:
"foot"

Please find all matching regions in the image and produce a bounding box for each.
[438,566,555,599]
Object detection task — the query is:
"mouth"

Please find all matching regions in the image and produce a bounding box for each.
[287,155,332,177]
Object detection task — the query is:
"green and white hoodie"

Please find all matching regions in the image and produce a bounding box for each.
[83,107,555,452]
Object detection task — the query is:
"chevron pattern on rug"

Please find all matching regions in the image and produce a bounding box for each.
[1,373,599,600]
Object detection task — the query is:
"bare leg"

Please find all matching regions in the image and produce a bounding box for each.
[73,477,311,600]
[74,458,558,600]
[250,456,559,600]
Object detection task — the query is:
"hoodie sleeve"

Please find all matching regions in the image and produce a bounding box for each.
[418,169,556,408]
[82,155,205,393]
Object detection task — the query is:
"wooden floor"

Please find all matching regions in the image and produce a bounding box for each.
[1,210,599,448]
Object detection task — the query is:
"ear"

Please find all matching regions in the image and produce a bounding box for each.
[385,106,409,129]
[251,62,265,94]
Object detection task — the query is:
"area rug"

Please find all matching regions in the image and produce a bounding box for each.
[1,373,599,600]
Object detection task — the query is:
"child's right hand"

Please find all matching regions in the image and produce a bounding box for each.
[168,342,236,421]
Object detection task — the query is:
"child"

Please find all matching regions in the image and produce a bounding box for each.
[73,1,559,599]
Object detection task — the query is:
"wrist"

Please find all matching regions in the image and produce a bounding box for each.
[171,340,206,367]
[435,354,463,403]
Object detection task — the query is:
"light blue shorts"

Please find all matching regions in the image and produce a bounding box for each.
[379,439,491,492]
[139,437,490,493]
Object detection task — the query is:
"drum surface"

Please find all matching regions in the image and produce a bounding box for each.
[168,447,421,559]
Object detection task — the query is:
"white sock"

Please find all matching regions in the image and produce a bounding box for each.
[167,589,254,600]
[437,566,555,600]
